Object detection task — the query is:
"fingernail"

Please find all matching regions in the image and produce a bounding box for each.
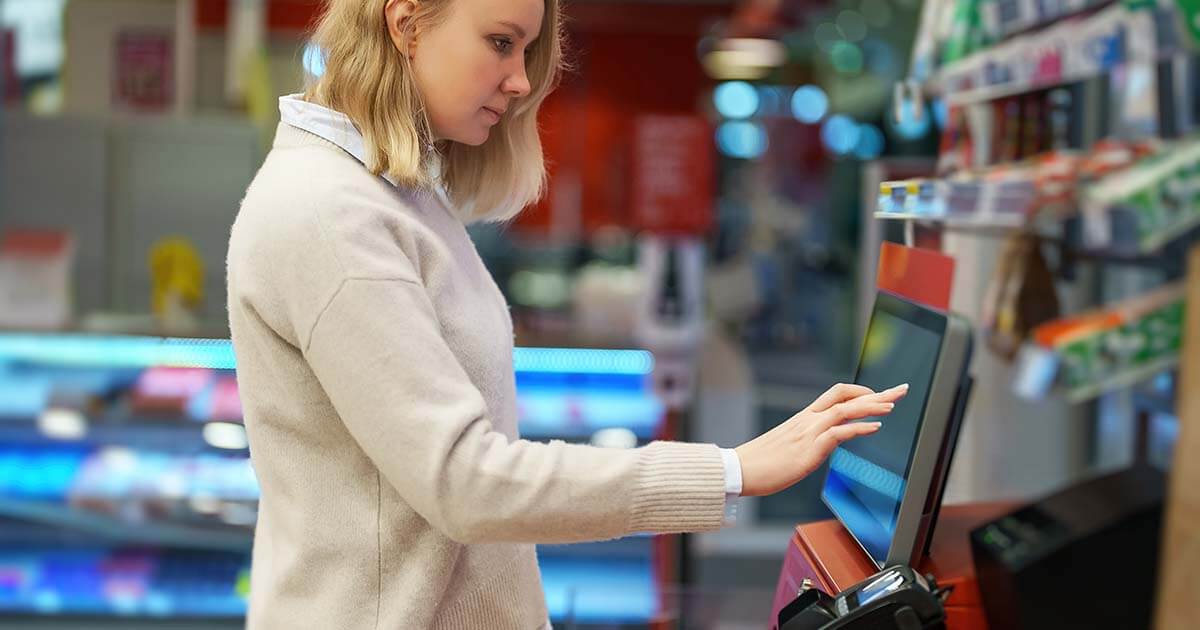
[892,383,909,392]
[872,422,883,428]
[884,403,895,411]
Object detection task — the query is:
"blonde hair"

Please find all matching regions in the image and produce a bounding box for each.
[305,0,564,223]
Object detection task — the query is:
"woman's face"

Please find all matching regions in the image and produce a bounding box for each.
[387,0,544,146]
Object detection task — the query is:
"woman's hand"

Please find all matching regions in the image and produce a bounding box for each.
[734,382,909,497]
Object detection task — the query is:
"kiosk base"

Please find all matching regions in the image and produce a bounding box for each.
[771,502,1016,630]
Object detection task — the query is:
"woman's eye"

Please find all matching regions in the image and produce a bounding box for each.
[491,37,513,54]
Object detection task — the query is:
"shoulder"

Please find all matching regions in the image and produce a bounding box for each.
[231,131,437,286]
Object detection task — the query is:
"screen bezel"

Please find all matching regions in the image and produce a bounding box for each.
[819,290,959,569]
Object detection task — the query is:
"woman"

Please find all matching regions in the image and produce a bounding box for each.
[226,0,908,627]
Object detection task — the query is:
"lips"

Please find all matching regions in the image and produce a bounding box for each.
[483,106,506,117]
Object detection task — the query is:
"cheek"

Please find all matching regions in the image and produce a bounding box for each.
[414,46,494,126]
[452,50,504,113]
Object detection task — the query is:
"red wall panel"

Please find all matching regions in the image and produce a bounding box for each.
[195,1,728,236]
[517,3,729,236]
[196,0,321,32]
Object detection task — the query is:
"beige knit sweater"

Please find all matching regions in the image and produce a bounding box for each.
[226,123,729,629]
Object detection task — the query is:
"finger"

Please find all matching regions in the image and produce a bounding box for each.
[868,383,910,404]
[808,383,909,414]
[815,421,882,453]
[806,383,875,413]
[815,398,897,433]
[849,383,910,407]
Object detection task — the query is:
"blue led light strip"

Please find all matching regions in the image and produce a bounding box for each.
[0,335,237,370]
[512,347,654,375]
[0,334,655,376]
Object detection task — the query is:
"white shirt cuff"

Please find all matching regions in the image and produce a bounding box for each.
[719,448,743,495]
[718,447,743,527]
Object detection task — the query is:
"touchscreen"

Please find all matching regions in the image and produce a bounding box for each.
[821,297,944,564]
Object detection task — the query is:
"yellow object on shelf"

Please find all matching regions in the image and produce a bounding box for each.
[149,237,204,325]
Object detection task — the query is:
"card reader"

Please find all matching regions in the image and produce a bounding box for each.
[777,565,950,630]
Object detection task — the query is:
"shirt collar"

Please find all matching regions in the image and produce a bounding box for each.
[278,93,400,186]
[277,94,460,216]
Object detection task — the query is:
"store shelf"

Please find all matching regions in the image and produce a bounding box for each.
[988,0,1119,42]
[0,441,257,553]
[0,333,670,449]
[0,420,230,454]
[1063,355,1181,404]
[943,76,1073,108]
[877,138,1200,258]
[874,171,1063,238]
[0,330,672,453]
[873,211,1029,230]
[933,4,1166,107]
[1014,284,1185,403]
[0,541,660,624]
[1082,138,1200,255]
[0,498,252,552]
[0,329,679,625]
[0,546,249,619]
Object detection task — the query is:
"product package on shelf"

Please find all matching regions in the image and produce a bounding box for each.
[932,2,1161,106]
[1172,0,1200,46]
[986,0,1105,40]
[64,447,259,531]
[981,233,1062,360]
[0,229,75,330]
[876,165,1065,226]
[1015,283,1184,402]
[941,0,993,65]
[876,139,1161,230]
[877,173,1038,226]
[0,546,250,618]
[1082,138,1200,254]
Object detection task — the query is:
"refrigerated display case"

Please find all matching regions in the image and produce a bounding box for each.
[0,332,678,626]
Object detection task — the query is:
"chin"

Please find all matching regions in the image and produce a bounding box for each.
[445,127,491,147]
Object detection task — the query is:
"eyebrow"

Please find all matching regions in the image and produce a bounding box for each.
[499,21,527,40]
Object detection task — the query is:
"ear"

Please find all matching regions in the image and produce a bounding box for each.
[384,0,421,59]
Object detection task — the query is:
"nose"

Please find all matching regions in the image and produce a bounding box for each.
[502,58,532,99]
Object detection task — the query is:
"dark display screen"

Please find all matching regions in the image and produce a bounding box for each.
[822,294,945,565]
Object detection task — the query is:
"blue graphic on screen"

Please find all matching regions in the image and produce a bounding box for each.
[822,308,942,564]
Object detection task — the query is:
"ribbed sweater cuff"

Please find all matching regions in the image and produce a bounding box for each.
[628,441,727,534]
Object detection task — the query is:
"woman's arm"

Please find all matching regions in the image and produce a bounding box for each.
[305,275,727,544]
[304,275,906,545]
